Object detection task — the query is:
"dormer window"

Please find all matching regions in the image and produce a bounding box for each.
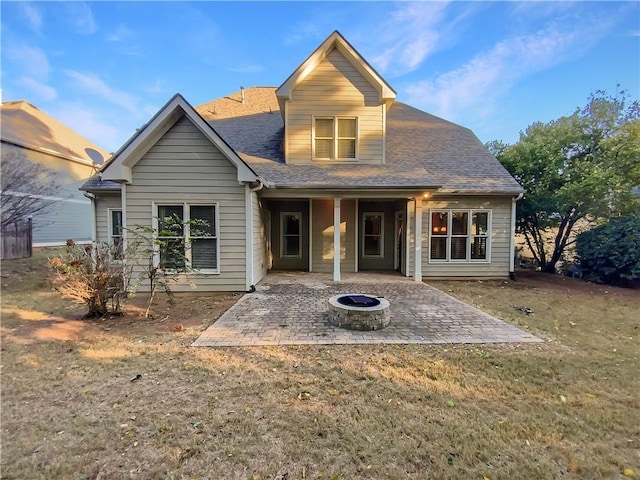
[313,117,357,161]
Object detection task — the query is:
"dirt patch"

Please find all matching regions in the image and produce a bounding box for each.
[511,269,639,299]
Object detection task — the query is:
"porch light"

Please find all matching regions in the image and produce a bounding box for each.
[423,192,432,199]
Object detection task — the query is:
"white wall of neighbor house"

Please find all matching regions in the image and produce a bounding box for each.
[125,115,248,292]
[286,48,385,164]
[2,143,95,245]
[407,195,513,278]
[310,198,356,273]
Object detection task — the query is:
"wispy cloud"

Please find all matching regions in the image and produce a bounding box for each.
[20,77,57,101]
[53,104,123,152]
[227,65,264,74]
[63,70,139,115]
[406,17,616,123]
[283,22,326,46]
[20,3,42,32]
[365,2,450,76]
[106,24,134,42]
[5,44,50,79]
[65,2,97,35]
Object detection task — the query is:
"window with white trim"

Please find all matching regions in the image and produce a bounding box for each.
[363,212,384,257]
[157,204,219,272]
[313,117,357,160]
[280,212,302,258]
[429,210,490,262]
[109,209,124,260]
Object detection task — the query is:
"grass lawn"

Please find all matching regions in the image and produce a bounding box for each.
[1,250,638,479]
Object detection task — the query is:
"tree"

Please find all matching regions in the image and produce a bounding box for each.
[493,89,640,273]
[1,150,67,228]
[125,214,209,318]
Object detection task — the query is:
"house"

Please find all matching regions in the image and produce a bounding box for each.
[81,31,523,292]
[1,100,109,246]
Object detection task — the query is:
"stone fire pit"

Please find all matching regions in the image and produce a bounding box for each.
[328,293,390,331]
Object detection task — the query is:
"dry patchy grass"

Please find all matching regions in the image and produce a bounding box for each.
[1,253,639,479]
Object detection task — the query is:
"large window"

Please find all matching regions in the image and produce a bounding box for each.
[109,209,124,259]
[314,117,357,160]
[429,210,490,262]
[363,212,384,257]
[280,212,302,258]
[156,204,219,272]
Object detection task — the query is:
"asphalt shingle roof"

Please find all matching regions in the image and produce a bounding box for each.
[1,100,110,164]
[198,87,522,193]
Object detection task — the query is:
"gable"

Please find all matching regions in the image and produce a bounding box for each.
[293,48,379,106]
[101,94,258,184]
[276,31,395,112]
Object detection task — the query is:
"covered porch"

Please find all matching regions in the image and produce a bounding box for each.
[259,189,432,282]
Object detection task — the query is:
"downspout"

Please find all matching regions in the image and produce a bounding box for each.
[246,179,265,293]
[509,192,524,280]
[83,191,97,242]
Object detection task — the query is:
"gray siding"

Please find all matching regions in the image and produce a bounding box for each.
[287,48,384,164]
[252,192,268,284]
[126,115,247,292]
[418,196,512,278]
[310,198,356,273]
[95,193,122,244]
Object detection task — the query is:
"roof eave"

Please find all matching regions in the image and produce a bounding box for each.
[275,31,396,104]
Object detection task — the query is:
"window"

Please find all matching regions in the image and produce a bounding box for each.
[429,210,490,262]
[156,204,219,272]
[109,209,124,259]
[314,117,357,160]
[281,212,301,258]
[363,212,384,257]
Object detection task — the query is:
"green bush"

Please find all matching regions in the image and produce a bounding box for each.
[575,214,640,288]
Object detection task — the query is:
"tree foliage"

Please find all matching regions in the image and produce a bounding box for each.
[575,214,640,287]
[492,89,640,273]
[1,150,65,228]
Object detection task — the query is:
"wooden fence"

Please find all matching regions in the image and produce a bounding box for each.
[1,219,33,260]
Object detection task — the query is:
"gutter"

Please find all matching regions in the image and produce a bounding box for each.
[509,192,524,279]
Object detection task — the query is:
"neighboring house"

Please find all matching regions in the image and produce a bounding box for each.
[1,100,109,246]
[82,31,523,292]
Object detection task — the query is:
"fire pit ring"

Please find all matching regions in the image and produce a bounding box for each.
[328,293,390,331]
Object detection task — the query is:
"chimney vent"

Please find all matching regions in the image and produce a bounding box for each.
[240,86,245,104]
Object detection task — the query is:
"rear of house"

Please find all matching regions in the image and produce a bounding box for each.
[82,31,523,292]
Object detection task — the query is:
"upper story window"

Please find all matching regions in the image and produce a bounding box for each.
[314,117,357,161]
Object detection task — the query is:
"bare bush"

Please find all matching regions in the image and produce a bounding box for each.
[49,243,130,317]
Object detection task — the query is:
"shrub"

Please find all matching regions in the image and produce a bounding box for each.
[49,243,129,317]
[575,214,640,288]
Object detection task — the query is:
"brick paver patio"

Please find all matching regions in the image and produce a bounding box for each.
[193,272,542,347]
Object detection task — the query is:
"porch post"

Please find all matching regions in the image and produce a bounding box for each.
[414,197,423,282]
[333,197,341,281]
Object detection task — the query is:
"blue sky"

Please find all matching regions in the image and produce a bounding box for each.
[2,1,638,153]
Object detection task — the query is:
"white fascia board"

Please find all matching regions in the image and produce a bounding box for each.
[101,94,258,184]
[276,31,395,104]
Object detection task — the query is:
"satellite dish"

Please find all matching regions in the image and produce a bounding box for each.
[85,147,105,165]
